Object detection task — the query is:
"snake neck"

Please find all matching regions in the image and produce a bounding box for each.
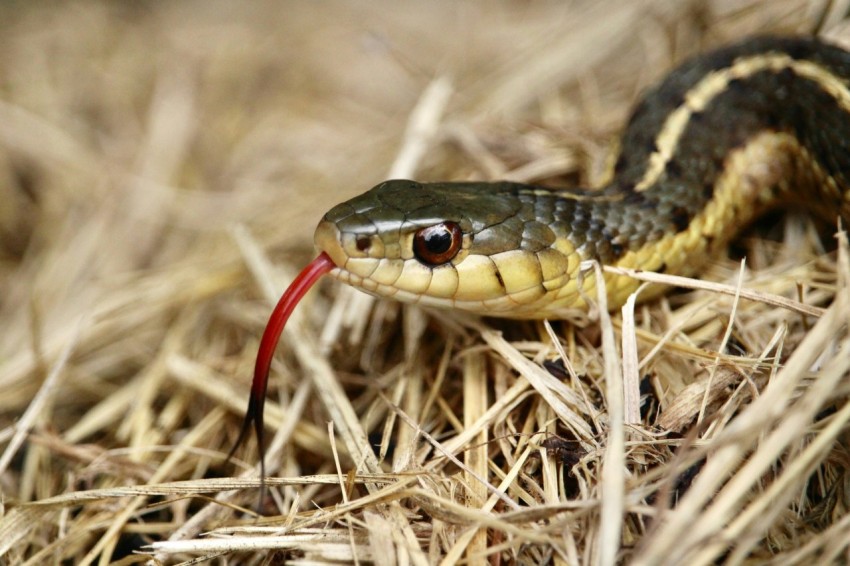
[549,36,850,266]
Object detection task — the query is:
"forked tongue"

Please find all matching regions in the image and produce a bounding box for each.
[227,251,335,505]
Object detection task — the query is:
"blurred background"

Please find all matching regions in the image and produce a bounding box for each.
[0,0,845,562]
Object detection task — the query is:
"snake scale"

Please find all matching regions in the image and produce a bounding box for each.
[230,36,850,495]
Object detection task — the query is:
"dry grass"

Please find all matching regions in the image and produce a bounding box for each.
[2,1,850,564]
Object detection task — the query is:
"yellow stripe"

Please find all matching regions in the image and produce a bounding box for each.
[635,53,850,192]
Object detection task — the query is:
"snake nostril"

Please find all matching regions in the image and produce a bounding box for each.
[355,236,372,253]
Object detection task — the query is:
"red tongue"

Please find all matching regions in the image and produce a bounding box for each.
[227,252,335,504]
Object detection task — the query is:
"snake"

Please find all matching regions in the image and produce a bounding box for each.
[228,36,850,496]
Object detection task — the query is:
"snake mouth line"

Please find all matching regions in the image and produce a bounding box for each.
[329,260,572,313]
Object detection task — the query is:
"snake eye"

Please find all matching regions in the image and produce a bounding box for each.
[413,222,462,266]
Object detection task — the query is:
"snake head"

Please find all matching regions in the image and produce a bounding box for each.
[313,179,569,314]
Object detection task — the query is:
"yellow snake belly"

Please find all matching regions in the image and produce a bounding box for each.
[313,36,850,318]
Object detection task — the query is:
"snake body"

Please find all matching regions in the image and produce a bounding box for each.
[314,37,850,317]
[231,36,850,499]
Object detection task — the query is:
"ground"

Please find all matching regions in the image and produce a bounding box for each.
[1,1,849,564]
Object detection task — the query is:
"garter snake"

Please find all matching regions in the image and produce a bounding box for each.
[316,36,850,317]
[230,36,850,496]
